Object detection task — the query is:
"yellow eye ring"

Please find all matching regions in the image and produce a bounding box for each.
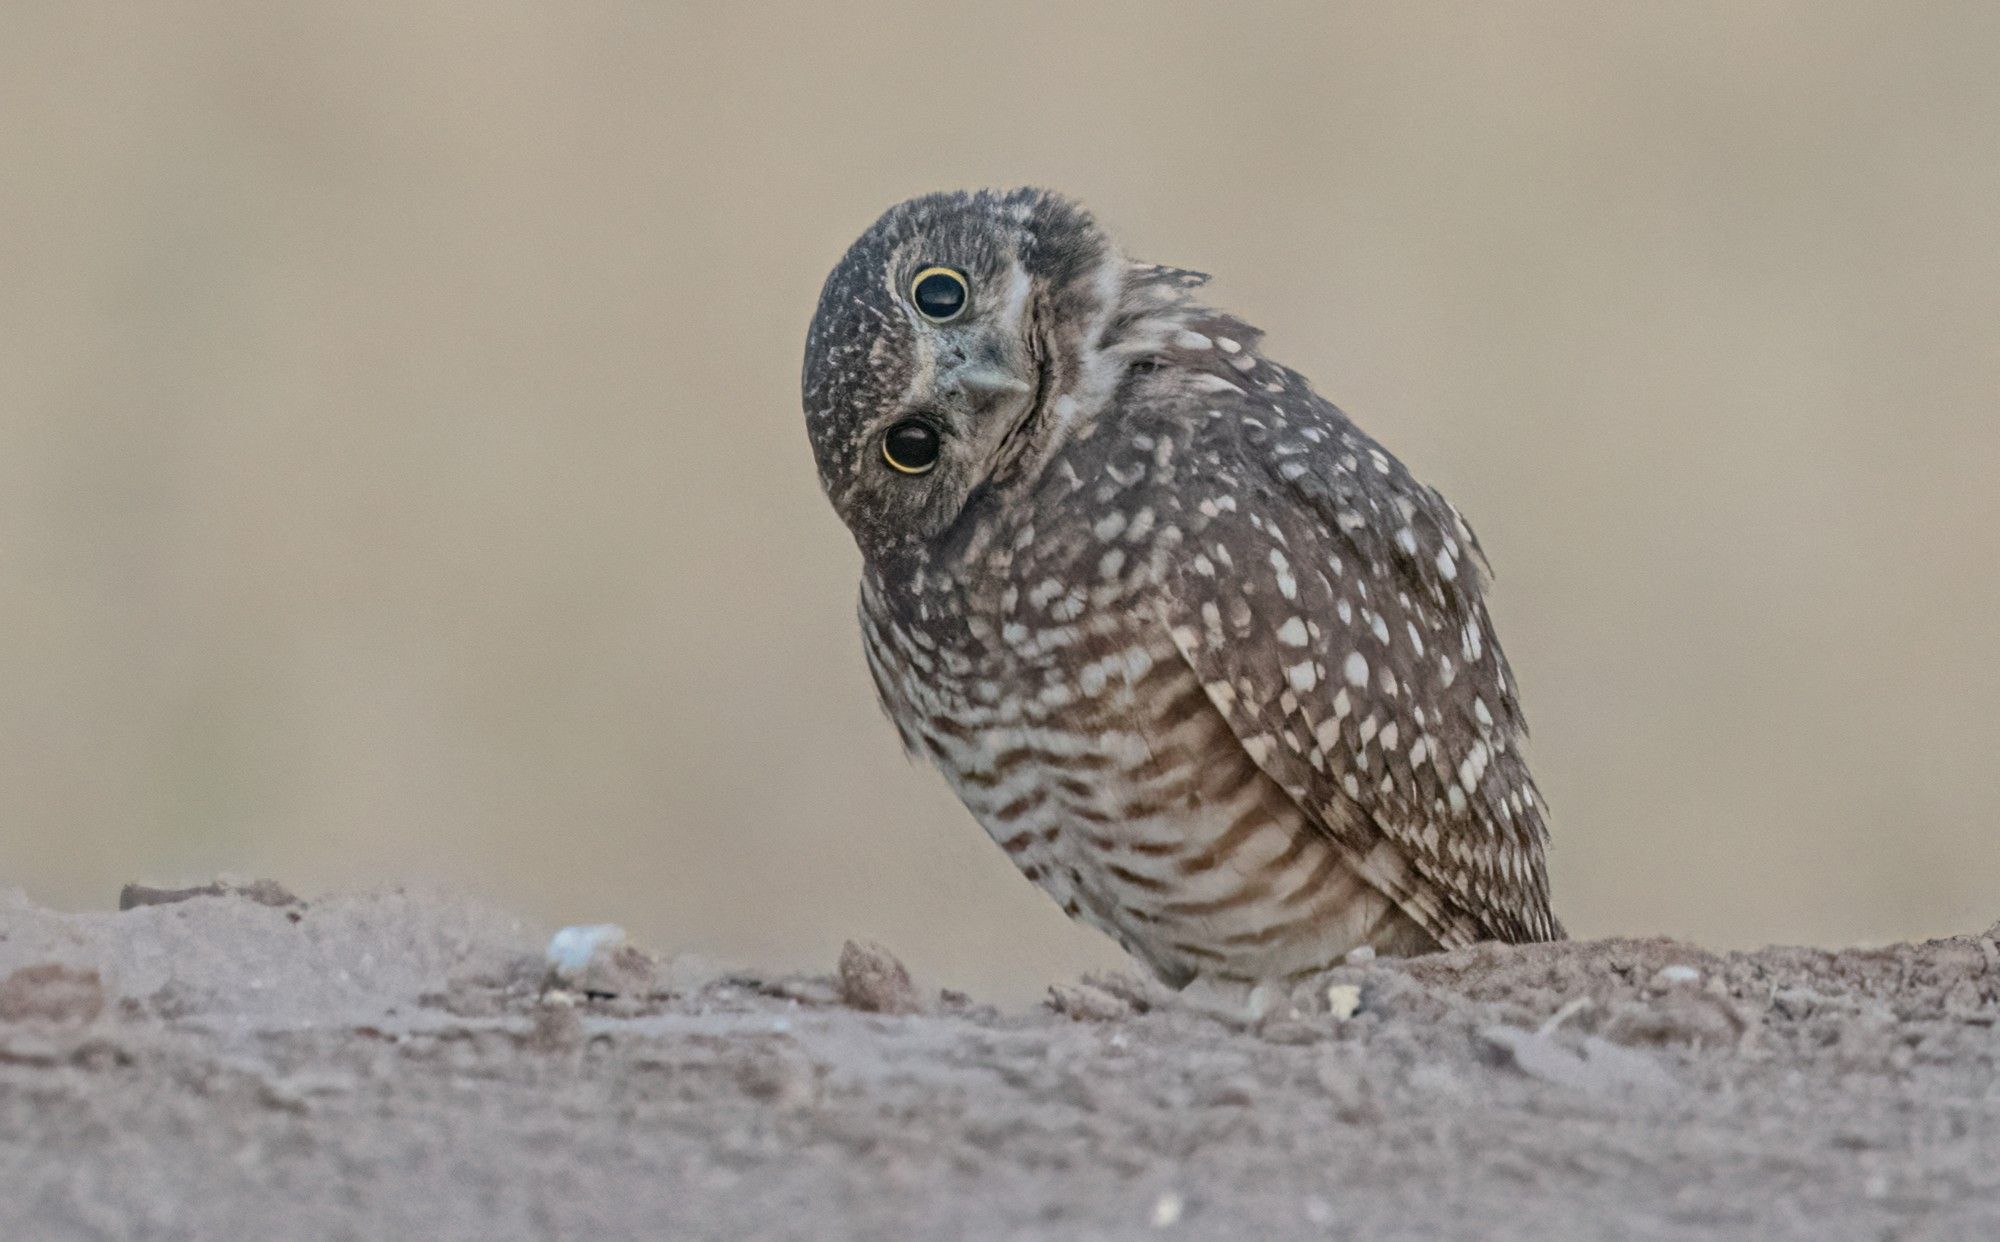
[882,419,941,474]
[909,266,969,322]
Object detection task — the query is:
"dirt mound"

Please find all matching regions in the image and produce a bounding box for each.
[2,883,1995,1240]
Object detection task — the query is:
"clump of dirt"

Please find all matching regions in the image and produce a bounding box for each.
[117,876,303,912]
[0,964,105,1024]
[837,938,922,1014]
[1,880,1997,1240]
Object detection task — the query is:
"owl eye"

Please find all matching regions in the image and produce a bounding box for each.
[881,418,941,474]
[909,267,969,322]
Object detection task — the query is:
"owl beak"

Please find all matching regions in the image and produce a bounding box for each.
[940,361,1033,405]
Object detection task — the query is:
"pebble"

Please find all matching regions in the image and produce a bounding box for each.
[546,924,626,980]
[1652,964,1702,989]
[837,940,921,1015]
[1326,984,1363,1020]
[0,964,104,1024]
[544,924,661,997]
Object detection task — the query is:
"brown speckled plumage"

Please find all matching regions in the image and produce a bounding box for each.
[804,189,1561,988]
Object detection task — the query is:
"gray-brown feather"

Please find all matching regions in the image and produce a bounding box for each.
[1141,335,1561,949]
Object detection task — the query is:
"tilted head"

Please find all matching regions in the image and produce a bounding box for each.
[801,188,1133,564]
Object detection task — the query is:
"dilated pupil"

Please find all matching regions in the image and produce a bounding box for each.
[884,420,940,472]
[913,272,965,319]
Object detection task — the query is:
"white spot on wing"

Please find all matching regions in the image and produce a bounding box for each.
[1314,718,1342,752]
[1343,651,1369,687]
[1269,549,1297,600]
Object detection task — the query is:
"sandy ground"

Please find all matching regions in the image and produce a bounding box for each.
[2,884,1997,1240]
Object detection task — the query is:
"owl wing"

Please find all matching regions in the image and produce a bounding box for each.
[1154,377,1560,948]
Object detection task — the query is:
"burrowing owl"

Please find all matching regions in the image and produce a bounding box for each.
[802,188,1561,989]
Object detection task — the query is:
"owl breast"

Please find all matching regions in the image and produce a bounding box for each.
[862,587,1432,986]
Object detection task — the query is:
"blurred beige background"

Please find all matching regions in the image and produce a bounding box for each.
[3,2,1997,999]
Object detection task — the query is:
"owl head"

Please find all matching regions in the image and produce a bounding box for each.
[801,188,1124,564]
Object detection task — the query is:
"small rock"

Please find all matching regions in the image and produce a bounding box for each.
[1325,984,1363,1020]
[733,1044,821,1109]
[1048,980,1134,1022]
[1650,964,1702,989]
[1344,945,1376,964]
[837,940,920,1015]
[581,944,661,998]
[1481,1024,1673,1095]
[544,924,658,997]
[1149,1190,1185,1228]
[0,964,105,1024]
[546,924,626,976]
[119,878,301,912]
